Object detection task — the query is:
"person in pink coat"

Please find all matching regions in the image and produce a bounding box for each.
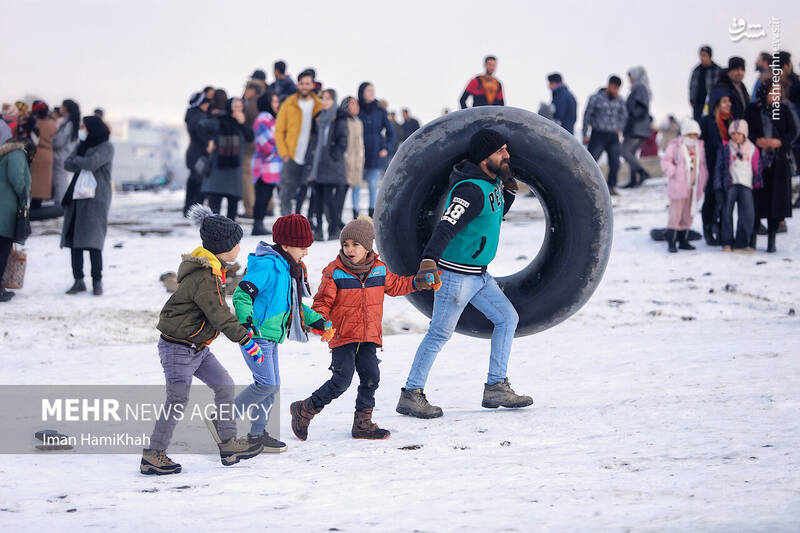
[660,119,708,253]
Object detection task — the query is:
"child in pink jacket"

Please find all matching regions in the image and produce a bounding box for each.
[660,119,708,253]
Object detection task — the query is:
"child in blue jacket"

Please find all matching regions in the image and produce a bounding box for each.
[232,214,333,452]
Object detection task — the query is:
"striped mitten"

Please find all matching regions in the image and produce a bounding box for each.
[243,338,263,365]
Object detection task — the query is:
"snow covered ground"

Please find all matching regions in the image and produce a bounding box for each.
[0,179,798,531]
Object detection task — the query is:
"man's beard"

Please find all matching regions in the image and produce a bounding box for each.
[487,158,512,179]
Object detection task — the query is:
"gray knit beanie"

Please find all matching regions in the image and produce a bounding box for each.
[187,204,243,254]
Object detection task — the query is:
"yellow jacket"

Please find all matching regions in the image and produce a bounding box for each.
[275,92,322,159]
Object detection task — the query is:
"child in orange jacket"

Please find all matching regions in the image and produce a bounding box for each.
[289,218,434,440]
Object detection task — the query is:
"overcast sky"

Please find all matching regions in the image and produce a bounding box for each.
[2,0,798,131]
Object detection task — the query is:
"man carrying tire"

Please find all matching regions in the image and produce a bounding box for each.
[396,129,533,418]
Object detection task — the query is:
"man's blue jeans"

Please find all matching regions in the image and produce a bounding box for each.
[405,270,518,390]
[234,339,279,436]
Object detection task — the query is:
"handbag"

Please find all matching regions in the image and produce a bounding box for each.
[72,169,97,200]
[193,155,212,177]
[1,246,26,290]
[13,187,31,244]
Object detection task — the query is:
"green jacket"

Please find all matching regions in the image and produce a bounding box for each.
[440,177,504,266]
[421,159,514,274]
[0,142,31,241]
[157,247,250,348]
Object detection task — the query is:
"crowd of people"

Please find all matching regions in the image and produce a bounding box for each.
[182,61,423,243]
[2,48,799,306]
[1,49,798,478]
[0,97,114,301]
[666,47,799,254]
[534,47,799,254]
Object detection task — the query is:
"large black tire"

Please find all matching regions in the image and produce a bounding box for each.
[375,107,613,338]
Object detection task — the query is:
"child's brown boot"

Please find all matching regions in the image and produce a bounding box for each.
[352,408,390,440]
[290,397,323,441]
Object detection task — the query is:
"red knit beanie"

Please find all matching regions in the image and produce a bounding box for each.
[272,214,313,247]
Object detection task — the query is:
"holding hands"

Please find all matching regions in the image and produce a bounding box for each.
[414,259,442,291]
[311,320,336,343]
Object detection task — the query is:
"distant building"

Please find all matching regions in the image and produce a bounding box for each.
[109,119,188,186]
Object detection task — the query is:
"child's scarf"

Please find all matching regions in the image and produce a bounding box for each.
[338,250,375,274]
[272,244,311,342]
[679,139,703,210]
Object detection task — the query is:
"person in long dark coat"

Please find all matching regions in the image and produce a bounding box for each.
[52,99,81,204]
[199,92,254,221]
[60,116,114,296]
[183,92,211,217]
[745,79,799,253]
[620,66,652,188]
[304,89,348,241]
[699,94,733,245]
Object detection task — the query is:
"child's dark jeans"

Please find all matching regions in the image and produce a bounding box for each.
[311,342,380,411]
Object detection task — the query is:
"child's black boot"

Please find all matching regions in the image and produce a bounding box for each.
[666,229,678,253]
[678,230,696,250]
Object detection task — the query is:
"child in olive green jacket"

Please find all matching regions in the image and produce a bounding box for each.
[142,205,265,475]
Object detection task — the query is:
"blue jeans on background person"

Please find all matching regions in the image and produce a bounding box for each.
[351,167,383,215]
[234,339,279,437]
[721,184,755,248]
[405,270,518,390]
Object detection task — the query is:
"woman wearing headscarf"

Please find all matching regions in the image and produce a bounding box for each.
[340,96,365,223]
[699,93,733,245]
[251,90,281,235]
[304,89,348,241]
[356,82,394,218]
[0,137,36,302]
[621,66,652,188]
[745,79,799,253]
[60,116,114,296]
[183,92,211,217]
[51,99,81,204]
[29,101,57,207]
[199,90,255,221]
